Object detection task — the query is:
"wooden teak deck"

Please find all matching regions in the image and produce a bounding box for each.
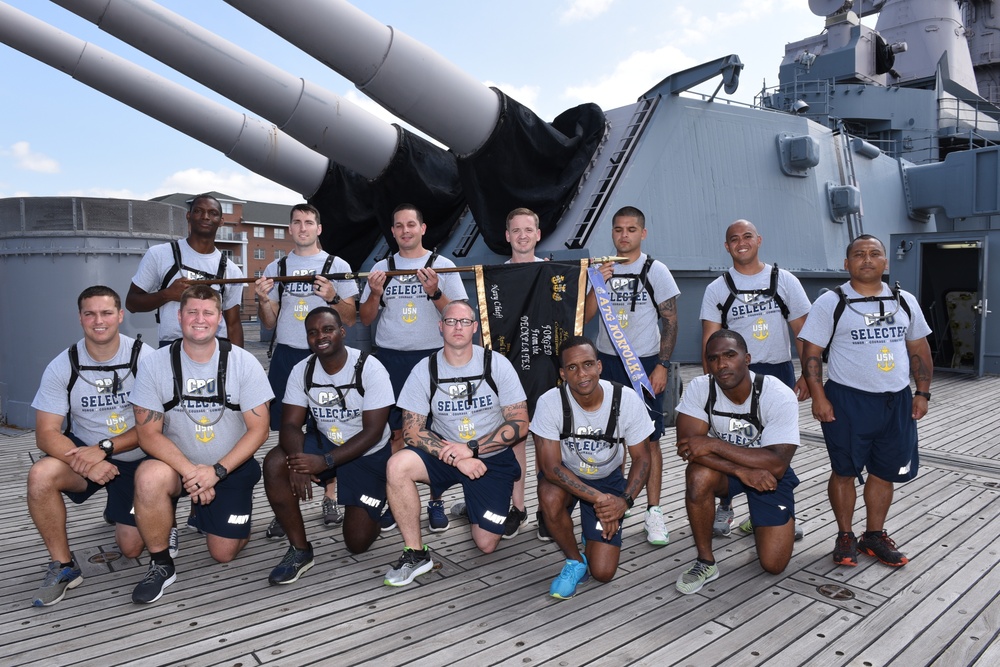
[3,364,1000,666]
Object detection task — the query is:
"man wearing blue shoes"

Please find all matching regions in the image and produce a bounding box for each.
[530,336,652,599]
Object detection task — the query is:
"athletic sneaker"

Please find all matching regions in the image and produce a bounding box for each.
[266,517,286,540]
[268,545,315,585]
[323,497,344,526]
[32,561,83,607]
[832,532,859,567]
[502,506,529,540]
[644,506,669,546]
[858,530,908,567]
[549,556,590,599]
[738,518,805,541]
[380,508,397,532]
[450,501,468,518]
[675,560,720,595]
[536,511,552,542]
[132,560,176,604]
[384,546,434,586]
[713,504,735,537]
[168,527,180,559]
[427,500,449,532]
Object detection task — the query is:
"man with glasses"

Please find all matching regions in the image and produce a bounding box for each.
[127,193,245,347]
[382,301,529,586]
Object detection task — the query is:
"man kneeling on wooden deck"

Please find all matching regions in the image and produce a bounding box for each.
[383,300,529,586]
[262,307,393,584]
[674,330,800,595]
[531,336,652,599]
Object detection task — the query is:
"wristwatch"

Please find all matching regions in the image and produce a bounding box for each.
[213,463,229,481]
[467,439,480,459]
[323,451,337,470]
[914,390,931,401]
[428,288,443,301]
[657,359,671,369]
[620,493,635,509]
[98,438,114,459]
[327,293,341,305]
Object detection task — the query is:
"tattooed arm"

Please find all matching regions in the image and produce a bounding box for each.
[906,337,933,420]
[647,297,678,395]
[401,409,449,456]
[800,341,834,422]
[133,404,197,476]
[535,433,604,504]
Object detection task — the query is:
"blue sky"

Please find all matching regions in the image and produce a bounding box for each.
[0,1,820,204]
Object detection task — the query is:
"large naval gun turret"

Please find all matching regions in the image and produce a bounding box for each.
[2,0,1000,430]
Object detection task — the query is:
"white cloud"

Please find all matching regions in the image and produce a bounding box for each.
[563,45,698,110]
[5,141,60,174]
[155,168,302,204]
[483,81,541,111]
[561,0,616,23]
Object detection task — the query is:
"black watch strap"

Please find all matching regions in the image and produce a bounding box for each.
[213,463,229,480]
[914,390,931,401]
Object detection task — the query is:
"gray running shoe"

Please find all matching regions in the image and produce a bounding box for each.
[268,545,315,585]
[168,527,180,559]
[32,561,83,607]
[384,547,434,587]
[132,560,176,604]
[450,501,468,518]
[713,504,735,537]
[676,560,719,595]
[323,497,344,526]
[266,517,286,540]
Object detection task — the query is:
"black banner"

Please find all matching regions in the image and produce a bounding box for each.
[476,261,587,415]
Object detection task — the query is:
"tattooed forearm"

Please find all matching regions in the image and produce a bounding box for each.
[134,406,164,425]
[479,402,528,453]
[625,461,650,499]
[804,356,823,382]
[553,465,599,501]
[910,354,931,385]
[402,411,443,454]
[658,298,678,359]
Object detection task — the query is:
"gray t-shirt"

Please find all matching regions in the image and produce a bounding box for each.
[595,254,681,357]
[798,282,930,393]
[283,348,394,456]
[264,252,358,349]
[677,373,801,448]
[131,238,245,341]
[360,251,468,350]
[531,380,654,479]
[700,265,811,364]
[130,341,273,465]
[397,346,526,458]
[31,334,153,462]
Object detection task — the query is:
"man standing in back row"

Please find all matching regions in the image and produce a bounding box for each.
[586,206,679,547]
[700,219,811,538]
[799,234,932,568]
[360,204,469,533]
[127,193,245,347]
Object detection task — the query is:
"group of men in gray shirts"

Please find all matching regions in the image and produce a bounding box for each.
[26,192,933,607]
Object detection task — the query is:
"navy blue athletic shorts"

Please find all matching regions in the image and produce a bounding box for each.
[305,429,389,521]
[185,458,261,539]
[268,343,311,430]
[62,432,143,527]
[727,466,799,527]
[375,347,437,432]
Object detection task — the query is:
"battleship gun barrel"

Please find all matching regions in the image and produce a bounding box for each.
[0,1,327,197]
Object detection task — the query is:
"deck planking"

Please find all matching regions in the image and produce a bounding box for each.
[2,358,1000,666]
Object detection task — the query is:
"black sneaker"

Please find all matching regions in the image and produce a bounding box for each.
[832,532,859,567]
[266,517,286,540]
[132,560,176,604]
[536,511,552,542]
[384,546,434,587]
[502,506,528,540]
[858,530,908,567]
[268,545,315,585]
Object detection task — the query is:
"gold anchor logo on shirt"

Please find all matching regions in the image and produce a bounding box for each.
[402,301,418,324]
[752,317,769,341]
[195,415,215,443]
[106,412,127,435]
[458,417,476,441]
[617,308,629,328]
[328,425,344,444]
[294,299,309,321]
[876,346,895,372]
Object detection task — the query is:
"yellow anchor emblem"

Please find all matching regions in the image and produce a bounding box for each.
[458,417,476,441]
[402,301,418,324]
[106,412,127,435]
[752,317,768,341]
[328,425,344,444]
[617,307,629,328]
[195,415,215,443]
[294,299,309,321]
[876,346,895,372]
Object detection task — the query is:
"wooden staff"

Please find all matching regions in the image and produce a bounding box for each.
[186,256,627,286]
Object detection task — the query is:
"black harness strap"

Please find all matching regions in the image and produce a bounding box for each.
[380,252,439,308]
[267,254,337,359]
[156,240,228,323]
[163,338,240,412]
[303,351,369,410]
[717,264,789,328]
[65,334,144,432]
[823,282,911,362]
[558,381,625,446]
[428,347,498,407]
[705,373,766,438]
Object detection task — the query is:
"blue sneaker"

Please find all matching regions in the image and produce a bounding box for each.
[32,561,83,607]
[427,500,449,532]
[549,555,589,599]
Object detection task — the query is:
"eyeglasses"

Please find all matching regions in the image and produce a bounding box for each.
[442,318,475,327]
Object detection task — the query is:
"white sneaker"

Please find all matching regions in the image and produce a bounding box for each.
[644,506,669,546]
